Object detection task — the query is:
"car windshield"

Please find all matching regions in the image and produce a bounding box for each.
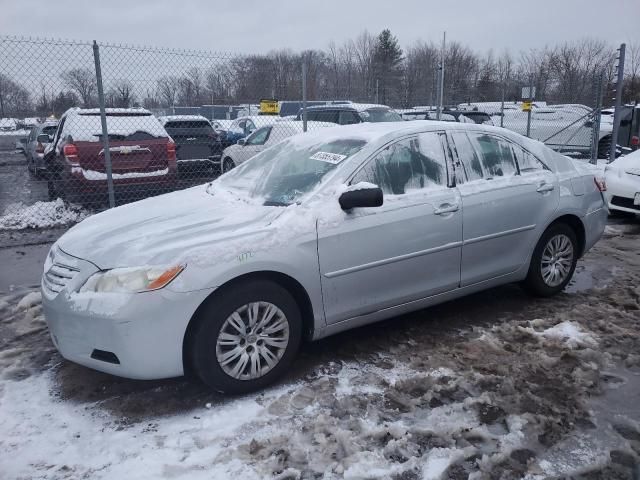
[211,137,367,206]
[361,109,403,122]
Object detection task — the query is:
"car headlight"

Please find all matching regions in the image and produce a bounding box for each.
[80,264,185,293]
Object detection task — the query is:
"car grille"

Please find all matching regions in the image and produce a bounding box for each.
[43,257,79,295]
[611,196,640,211]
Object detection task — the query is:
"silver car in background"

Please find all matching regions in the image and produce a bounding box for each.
[25,121,58,177]
[41,122,607,393]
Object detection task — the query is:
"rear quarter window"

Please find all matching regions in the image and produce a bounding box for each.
[64,113,169,142]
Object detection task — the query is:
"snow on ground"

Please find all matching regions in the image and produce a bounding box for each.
[1,221,640,479]
[0,198,90,230]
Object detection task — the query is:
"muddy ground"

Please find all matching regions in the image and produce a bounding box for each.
[1,218,640,479]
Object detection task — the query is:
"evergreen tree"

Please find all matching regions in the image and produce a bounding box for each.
[373,29,404,105]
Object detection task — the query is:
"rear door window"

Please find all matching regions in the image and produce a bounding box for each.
[307,110,339,124]
[468,133,517,178]
[338,111,360,125]
[450,131,484,182]
[511,145,548,173]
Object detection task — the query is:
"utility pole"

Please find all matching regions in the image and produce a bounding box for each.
[609,43,626,162]
[436,31,446,120]
[375,79,379,104]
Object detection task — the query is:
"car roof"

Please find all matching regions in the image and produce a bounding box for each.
[304,103,393,113]
[158,115,210,125]
[65,107,153,117]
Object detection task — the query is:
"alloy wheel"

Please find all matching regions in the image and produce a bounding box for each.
[540,233,574,287]
[215,301,290,380]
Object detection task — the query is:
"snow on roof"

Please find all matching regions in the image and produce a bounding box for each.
[66,107,153,116]
[304,103,393,112]
[157,115,210,125]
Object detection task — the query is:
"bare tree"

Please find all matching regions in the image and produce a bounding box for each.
[61,68,96,107]
[157,76,179,108]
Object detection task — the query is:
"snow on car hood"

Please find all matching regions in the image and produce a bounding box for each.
[56,184,286,269]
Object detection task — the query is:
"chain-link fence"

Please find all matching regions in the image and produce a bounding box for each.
[0,35,613,242]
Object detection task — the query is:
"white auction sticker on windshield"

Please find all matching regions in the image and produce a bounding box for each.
[310,151,347,164]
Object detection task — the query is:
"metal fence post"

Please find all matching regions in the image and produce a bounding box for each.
[590,72,604,164]
[609,43,626,162]
[302,57,308,133]
[526,78,533,138]
[500,82,505,128]
[92,40,115,208]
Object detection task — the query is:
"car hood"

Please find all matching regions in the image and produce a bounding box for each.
[57,184,285,269]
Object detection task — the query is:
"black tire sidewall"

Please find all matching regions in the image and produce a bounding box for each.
[190,281,302,394]
[525,223,578,297]
[223,158,234,173]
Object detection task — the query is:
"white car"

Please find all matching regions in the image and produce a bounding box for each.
[220,121,335,172]
[604,150,640,215]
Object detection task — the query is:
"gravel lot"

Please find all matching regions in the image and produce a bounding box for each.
[1,217,639,479]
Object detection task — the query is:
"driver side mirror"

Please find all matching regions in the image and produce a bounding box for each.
[339,185,383,210]
[237,138,246,146]
[37,134,51,143]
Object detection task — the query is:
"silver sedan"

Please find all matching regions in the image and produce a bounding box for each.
[41,122,608,393]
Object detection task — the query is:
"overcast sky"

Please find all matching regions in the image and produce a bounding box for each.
[1,0,639,55]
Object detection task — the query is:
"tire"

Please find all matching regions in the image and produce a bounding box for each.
[523,223,578,297]
[222,157,235,174]
[189,280,302,394]
[47,172,59,201]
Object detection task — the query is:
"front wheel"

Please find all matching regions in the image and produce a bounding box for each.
[523,223,578,297]
[189,280,302,393]
[222,157,235,174]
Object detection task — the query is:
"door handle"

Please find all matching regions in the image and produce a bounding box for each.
[536,182,555,193]
[434,203,460,215]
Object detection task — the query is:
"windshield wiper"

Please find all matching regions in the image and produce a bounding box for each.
[263,200,290,207]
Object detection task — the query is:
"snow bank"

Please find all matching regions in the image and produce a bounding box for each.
[16,291,41,310]
[0,199,90,230]
[537,321,597,349]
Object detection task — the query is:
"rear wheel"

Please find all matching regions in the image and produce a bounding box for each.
[222,157,235,174]
[189,280,302,394]
[47,172,60,201]
[523,223,578,297]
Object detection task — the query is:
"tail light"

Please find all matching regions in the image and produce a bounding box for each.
[594,177,607,192]
[167,141,176,161]
[631,136,639,149]
[63,143,78,161]
[35,142,45,154]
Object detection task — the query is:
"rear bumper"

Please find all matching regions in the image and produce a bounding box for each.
[61,166,178,201]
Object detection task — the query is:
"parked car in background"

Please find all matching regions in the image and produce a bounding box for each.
[212,119,234,132]
[158,115,222,177]
[223,115,281,147]
[296,103,403,125]
[219,120,335,172]
[42,121,607,393]
[443,109,494,125]
[604,149,640,215]
[45,107,177,205]
[0,118,18,131]
[25,121,58,178]
[398,109,457,122]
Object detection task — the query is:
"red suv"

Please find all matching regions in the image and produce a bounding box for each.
[45,108,177,205]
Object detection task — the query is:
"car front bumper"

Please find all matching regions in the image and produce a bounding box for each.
[605,172,640,214]
[41,248,214,380]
